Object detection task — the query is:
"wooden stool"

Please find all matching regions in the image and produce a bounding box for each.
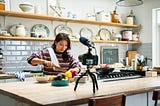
[88,93,126,106]
[153,89,160,106]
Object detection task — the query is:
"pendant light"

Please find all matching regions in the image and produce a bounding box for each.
[116,0,143,7]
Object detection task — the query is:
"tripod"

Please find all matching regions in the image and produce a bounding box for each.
[74,65,98,93]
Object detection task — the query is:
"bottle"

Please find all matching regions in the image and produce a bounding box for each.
[0,0,5,10]
[111,6,119,23]
[0,48,3,59]
[126,10,136,25]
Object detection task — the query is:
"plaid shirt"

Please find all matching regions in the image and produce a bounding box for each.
[27,48,80,75]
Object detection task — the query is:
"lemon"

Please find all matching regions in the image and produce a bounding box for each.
[65,71,72,78]
[49,75,56,81]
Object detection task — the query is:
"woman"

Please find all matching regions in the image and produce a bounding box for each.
[27,33,80,75]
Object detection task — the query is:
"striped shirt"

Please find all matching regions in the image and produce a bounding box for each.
[27,48,80,75]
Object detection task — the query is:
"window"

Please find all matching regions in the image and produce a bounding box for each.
[152,8,160,66]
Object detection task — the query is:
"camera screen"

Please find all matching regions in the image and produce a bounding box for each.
[86,59,94,65]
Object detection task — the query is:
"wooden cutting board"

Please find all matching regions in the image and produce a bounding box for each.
[126,50,137,66]
[153,67,160,74]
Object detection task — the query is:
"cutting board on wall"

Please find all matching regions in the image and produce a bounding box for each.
[126,50,137,66]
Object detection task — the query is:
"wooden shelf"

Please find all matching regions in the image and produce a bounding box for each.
[0,10,140,28]
[0,36,141,44]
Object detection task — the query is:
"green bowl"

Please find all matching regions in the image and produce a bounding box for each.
[51,80,69,86]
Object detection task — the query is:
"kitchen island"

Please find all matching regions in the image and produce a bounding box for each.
[0,77,160,106]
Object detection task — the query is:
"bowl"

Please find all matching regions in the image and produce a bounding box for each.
[35,76,49,83]
[51,80,69,86]
[19,4,34,12]
[74,76,88,83]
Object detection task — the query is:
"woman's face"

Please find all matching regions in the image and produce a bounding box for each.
[55,40,68,53]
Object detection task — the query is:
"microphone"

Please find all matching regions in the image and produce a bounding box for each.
[79,37,94,48]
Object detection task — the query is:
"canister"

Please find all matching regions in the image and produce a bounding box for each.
[121,30,132,41]
[96,11,111,22]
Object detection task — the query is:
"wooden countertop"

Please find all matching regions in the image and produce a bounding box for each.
[0,73,33,79]
[0,77,160,106]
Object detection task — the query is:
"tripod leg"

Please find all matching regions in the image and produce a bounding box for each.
[74,72,86,91]
[91,73,98,90]
[89,73,96,93]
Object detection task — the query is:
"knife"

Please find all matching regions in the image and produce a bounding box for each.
[54,66,67,72]
[44,66,67,73]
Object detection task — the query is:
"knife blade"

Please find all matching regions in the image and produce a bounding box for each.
[54,66,67,72]
[44,66,67,73]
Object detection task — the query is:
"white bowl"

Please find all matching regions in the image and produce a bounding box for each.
[19,4,34,12]
[74,76,88,83]
[35,76,49,83]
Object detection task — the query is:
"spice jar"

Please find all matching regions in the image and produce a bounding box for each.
[0,0,5,10]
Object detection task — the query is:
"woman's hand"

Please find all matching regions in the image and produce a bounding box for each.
[44,60,58,67]
[44,61,53,67]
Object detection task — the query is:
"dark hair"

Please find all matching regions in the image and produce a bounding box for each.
[52,33,71,60]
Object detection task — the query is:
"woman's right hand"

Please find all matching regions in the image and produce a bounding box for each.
[44,60,58,67]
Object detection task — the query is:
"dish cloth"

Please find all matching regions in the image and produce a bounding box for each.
[7,71,25,81]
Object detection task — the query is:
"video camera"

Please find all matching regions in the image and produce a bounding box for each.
[78,37,98,66]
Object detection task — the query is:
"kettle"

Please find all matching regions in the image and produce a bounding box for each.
[15,24,26,37]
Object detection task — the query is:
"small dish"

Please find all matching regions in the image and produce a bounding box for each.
[35,73,49,83]
[31,24,50,38]
[98,28,111,40]
[35,76,49,83]
[54,24,73,36]
[79,27,93,40]
[74,76,88,83]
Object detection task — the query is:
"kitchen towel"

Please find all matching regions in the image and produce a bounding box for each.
[47,47,60,67]
[7,71,25,81]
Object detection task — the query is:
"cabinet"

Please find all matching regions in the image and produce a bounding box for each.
[0,10,141,44]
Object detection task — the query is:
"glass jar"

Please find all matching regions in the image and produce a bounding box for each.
[0,0,5,10]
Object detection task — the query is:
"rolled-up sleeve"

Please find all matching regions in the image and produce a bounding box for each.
[27,49,50,66]
[69,53,81,69]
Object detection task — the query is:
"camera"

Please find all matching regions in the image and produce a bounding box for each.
[78,52,98,66]
[78,37,98,66]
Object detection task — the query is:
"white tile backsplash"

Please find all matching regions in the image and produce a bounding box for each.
[11,41,21,45]
[6,46,16,50]
[16,46,26,50]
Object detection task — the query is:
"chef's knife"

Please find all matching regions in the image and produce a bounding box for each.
[44,66,67,72]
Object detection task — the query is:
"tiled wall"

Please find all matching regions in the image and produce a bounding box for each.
[133,43,152,66]
[0,40,134,72]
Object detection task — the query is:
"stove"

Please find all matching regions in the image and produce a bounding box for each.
[96,68,144,82]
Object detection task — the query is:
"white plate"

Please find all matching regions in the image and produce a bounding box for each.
[31,24,50,37]
[54,24,72,36]
[79,27,93,40]
[98,28,111,40]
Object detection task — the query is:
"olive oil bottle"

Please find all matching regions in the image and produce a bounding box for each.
[126,10,136,25]
[0,0,5,10]
[111,6,119,23]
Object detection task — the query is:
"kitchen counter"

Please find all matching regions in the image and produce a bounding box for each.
[0,73,33,80]
[0,77,160,106]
